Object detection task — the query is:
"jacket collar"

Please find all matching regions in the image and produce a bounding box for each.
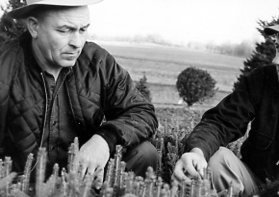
[20,32,43,78]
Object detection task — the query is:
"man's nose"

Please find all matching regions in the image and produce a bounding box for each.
[69,32,85,48]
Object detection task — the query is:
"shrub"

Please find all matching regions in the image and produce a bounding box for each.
[135,73,152,102]
[176,67,216,106]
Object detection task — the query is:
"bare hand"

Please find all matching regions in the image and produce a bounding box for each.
[77,134,110,188]
[172,148,207,182]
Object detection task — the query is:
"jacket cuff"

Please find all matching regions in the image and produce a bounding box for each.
[95,130,118,154]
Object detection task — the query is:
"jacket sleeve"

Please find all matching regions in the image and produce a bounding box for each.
[96,53,158,152]
[0,43,15,155]
[183,66,267,161]
[0,82,9,155]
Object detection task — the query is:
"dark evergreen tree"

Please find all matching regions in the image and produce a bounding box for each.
[136,73,152,102]
[0,0,26,44]
[234,18,279,89]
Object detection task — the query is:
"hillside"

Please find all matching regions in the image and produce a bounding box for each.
[98,41,245,109]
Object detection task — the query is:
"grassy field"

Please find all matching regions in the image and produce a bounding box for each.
[99,41,246,109]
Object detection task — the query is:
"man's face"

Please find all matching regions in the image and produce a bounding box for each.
[271,33,279,51]
[32,6,90,68]
[270,33,279,64]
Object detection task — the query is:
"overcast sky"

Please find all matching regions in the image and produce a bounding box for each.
[1,0,279,45]
[89,0,279,45]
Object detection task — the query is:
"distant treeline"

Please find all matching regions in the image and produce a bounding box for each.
[91,34,255,58]
[204,41,254,57]
[186,41,255,57]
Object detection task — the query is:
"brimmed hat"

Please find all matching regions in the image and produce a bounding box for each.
[8,0,103,19]
[264,25,279,36]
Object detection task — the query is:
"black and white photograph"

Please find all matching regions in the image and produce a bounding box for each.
[0,0,279,196]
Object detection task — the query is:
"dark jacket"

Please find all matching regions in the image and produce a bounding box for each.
[184,64,279,181]
[0,33,158,172]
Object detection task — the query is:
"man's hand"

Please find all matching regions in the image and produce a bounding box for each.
[172,148,207,182]
[77,134,110,188]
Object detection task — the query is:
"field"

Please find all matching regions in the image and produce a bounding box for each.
[99,41,245,110]
[96,42,249,186]
[99,41,247,154]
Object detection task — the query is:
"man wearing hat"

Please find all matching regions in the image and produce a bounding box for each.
[172,25,279,196]
[0,0,159,185]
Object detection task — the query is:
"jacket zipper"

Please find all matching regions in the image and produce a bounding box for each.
[65,80,80,130]
[40,72,48,148]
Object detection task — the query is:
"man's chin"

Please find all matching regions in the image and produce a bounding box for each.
[60,60,77,67]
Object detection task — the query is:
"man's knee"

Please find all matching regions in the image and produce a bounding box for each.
[123,141,159,177]
[208,146,240,181]
[208,147,236,169]
[207,147,257,196]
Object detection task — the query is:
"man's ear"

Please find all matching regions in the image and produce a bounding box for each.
[25,17,39,38]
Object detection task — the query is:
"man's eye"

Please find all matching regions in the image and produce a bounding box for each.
[58,29,69,33]
[80,28,87,33]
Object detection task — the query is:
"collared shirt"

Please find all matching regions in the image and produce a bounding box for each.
[42,68,77,175]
